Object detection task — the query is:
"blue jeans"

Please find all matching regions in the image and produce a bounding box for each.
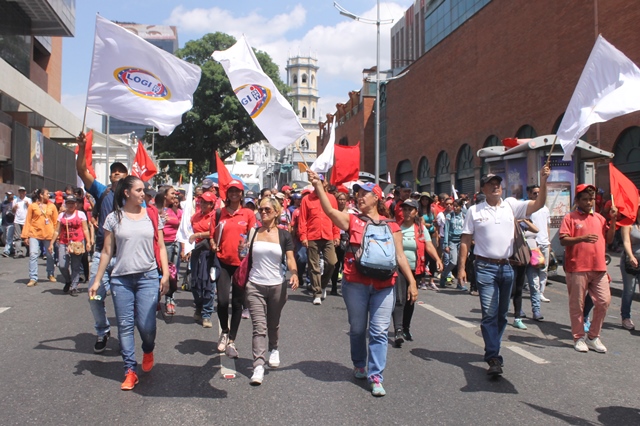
[29,237,54,281]
[57,243,83,289]
[89,251,115,337]
[620,252,639,320]
[474,260,514,364]
[190,253,215,319]
[165,241,181,299]
[3,224,14,255]
[342,280,394,382]
[440,242,460,287]
[111,269,159,373]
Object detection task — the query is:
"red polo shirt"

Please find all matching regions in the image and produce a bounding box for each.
[298,191,340,242]
[559,209,609,273]
[212,207,257,266]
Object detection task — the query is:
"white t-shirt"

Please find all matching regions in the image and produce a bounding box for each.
[437,211,447,237]
[529,206,551,246]
[248,241,284,285]
[462,198,529,259]
[14,196,32,225]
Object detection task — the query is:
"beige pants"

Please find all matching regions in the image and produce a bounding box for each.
[307,239,337,297]
[245,281,288,368]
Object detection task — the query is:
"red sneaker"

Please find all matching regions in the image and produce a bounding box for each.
[142,352,154,372]
[121,369,139,391]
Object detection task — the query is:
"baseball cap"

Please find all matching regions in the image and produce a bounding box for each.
[5,191,13,195]
[143,182,157,197]
[18,186,26,191]
[399,181,412,190]
[386,193,394,199]
[576,183,596,194]
[274,192,285,200]
[353,182,383,199]
[411,191,421,197]
[246,190,257,199]
[64,195,77,203]
[244,197,256,205]
[110,162,128,173]
[281,185,292,192]
[55,191,64,203]
[480,174,503,186]
[291,193,302,200]
[227,179,244,191]
[401,199,420,210]
[200,191,216,203]
[201,178,214,189]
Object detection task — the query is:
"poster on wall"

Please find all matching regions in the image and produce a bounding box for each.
[30,129,44,176]
[506,157,527,200]
[542,156,574,228]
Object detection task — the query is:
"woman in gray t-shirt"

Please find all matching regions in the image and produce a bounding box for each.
[89,176,169,391]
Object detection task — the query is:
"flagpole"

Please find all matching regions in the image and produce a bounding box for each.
[295,140,310,169]
[105,114,110,180]
[546,135,558,167]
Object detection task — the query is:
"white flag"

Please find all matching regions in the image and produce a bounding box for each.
[86,15,202,136]
[557,35,640,160]
[311,117,336,173]
[212,36,306,151]
[176,178,195,255]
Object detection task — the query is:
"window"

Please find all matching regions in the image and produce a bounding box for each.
[312,108,315,119]
[302,73,307,83]
[302,107,307,118]
[311,74,315,87]
[292,74,297,84]
[516,125,537,139]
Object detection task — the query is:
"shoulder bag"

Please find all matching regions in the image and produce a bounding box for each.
[66,215,85,255]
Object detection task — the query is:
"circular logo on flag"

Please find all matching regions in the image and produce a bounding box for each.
[114,67,172,100]
[234,84,271,118]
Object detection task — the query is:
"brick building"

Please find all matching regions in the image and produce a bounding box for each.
[320,0,640,196]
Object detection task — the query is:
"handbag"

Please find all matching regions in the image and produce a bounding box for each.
[624,255,640,276]
[232,228,258,288]
[510,221,531,267]
[65,217,85,255]
[529,247,546,269]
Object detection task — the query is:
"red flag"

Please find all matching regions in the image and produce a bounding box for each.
[75,130,96,178]
[131,141,157,182]
[609,163,639,226]
[330,142,360,186]
[216,151,233,200]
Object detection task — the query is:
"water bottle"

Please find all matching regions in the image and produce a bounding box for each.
[239,234,248,258]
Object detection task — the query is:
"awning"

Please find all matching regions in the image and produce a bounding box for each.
[477,134,614,160]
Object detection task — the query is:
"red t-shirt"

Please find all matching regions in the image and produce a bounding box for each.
[163,208,182,243]
[394,201,404,223]
[191,210,214,244]
[343,214,400,289]
[212,207,257,266]
[58,211,87,244]
[559,209,609,273]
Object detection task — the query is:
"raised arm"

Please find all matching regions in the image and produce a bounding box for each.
[76,132,95,190]
[526,165,550,216]
[307,170,350,231]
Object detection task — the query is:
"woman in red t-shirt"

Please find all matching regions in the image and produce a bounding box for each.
[161,186,182,315]
[211,180,257,359]
[307,170,416,398]
[189,191,216,328]
[49,195,91,296]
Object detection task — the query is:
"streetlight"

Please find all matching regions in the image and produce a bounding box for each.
[334,1,393,184]
[146,127,159,156]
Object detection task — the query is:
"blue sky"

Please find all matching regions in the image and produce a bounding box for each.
[62,0,412,130]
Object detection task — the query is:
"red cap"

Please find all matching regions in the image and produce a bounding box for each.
[200,192,216,203]
[282,185,292,192]
[576,184,596,194]
[228,179,244,191]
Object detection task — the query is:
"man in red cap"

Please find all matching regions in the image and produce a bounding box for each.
[299,175,340,304]
[559,183,617,354]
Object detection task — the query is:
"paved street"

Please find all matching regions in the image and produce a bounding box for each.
[1,255,639,426]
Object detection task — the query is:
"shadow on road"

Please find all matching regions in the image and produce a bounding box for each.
[72,358,228,398]
[524,402,599,425]
[410,348,518,394]
[279,360,369,390]
[596,406,640,425]
[175,339,216,356]
[35,332,121,357]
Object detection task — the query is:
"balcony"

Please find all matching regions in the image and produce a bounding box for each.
[11,0,76,36]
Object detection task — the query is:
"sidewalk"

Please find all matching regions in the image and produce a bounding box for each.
[547,252,639,301]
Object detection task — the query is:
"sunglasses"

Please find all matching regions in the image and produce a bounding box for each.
[258,207,273,213]
[445,203,453,206]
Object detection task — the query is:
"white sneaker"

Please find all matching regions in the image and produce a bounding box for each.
[250,365,264,385]
[540,294,550,303]
[585,336,607,353]
[321,288,327,300]
[313,297,322,305]
[574,338,588,353]
[268,350,280,368]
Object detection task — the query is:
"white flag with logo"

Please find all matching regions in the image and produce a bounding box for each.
[86,15,202,136]
[212,36,307,151]
[557,35,640,160]
[176,177,195,255]
[311,117,335,173]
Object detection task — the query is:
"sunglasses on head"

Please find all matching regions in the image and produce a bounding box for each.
[258,207,273,213]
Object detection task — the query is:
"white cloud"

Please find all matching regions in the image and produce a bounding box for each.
[61,93,103,131]
[166,4,307,46]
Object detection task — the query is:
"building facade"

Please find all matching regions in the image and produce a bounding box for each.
[103,23,179,140]
[0,0,80,193]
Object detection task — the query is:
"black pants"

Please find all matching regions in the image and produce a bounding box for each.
[330,245,345,293]
[216,261,244,341]
[511,265,527,318]
[392,270,416,331]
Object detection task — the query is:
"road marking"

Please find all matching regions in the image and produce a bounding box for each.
[506,345,550,364]
[420,303,476,328]
[0,307,10,314]
[421,302,551,365]
[218,325,236,379]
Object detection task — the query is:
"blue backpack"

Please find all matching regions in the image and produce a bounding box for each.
[353,216,398,280]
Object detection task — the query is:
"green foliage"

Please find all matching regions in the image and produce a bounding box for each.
[154,32,291,181]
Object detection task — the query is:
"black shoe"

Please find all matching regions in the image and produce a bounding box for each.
[330,291,338,296]
[487,358,503,376]
[94,331,110,354]
[394,329,404,347]
[403,328,413,341]
[63,282,71,293]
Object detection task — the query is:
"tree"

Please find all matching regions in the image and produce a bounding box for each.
[154,33,291,180]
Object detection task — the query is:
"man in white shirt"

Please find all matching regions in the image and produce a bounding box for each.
[11,187,31,257]
[526,185,551,308]
[458,166,550,377]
